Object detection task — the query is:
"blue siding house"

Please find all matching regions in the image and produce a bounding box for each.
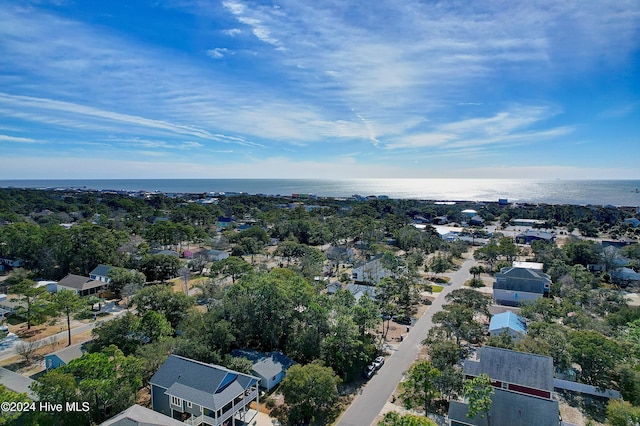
[150,355,260,426]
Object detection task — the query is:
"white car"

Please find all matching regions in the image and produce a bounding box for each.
[372,356,385,370]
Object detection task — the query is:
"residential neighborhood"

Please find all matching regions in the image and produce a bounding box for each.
[0,187,639,425]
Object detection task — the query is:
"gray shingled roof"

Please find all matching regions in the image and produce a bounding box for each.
[493,267,551,293]
[57,274,104,291]
[0,367,38,400]
[465,347,554,392]
[448,388,560,426]
[99,404,185,426]
[47,341,85,365]
[150,355,259,411]
[90,264,113,278]
[231,349,295,379]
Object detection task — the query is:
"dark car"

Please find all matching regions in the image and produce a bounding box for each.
[363,364,376,379]
[394,316,412,325]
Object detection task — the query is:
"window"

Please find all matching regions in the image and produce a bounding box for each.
[171,396,182,407]
[186,401,192,408]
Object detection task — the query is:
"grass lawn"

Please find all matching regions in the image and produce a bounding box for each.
[431,285,444,293]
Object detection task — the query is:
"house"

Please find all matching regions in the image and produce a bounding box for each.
[89,264,113,283]
[56,274,107,297]
[515,230,556,244]
[45,342,85,370]
[205,250,230,262]
[150,355,259,426]
[611,267,640,286]
[469,215,485,226]
[0,367,37,400]
[624,218,640,228]
[461,209,477,218]
[448,347,559,426]
[231,350,295,391]
[0,258,23,269]
[432,216,449,225]
[151,249,181,258]
[345,283,378,301]
[99,404,185,426]
[511,219,546,227]
[351,257,393,284]
[326,282,342,294]
[512,261,543,270]
[493,267,551,306]
[216,217,234,229]
[489,311,527,341]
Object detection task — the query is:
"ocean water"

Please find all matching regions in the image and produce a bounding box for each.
[1,178,640,206]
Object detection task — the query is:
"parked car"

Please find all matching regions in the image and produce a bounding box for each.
[363,364,376,379]
[372,356,385,370]
[394,315,412,325]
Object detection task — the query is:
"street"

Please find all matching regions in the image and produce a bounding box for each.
[337,255,477,426]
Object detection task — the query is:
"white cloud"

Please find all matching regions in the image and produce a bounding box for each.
[222,28,242,36]
[206,48,229,59]
[0,134,39,143]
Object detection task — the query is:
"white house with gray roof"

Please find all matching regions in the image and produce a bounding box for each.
[150,355,259,426]
[351,256,393,284]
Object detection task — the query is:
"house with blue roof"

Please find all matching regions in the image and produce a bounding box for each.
[231,349,295,391]
[489,311,527,341]
[150,355,260,426]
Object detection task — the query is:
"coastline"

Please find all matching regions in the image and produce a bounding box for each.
[1,178,640,207]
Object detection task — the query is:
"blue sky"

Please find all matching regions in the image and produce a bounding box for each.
[1,0,639,179]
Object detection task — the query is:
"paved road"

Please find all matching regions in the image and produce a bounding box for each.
[337,255,477,426]
[0,303,126,362]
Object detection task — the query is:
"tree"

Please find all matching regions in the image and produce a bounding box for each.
[469,265,485,279]
[209,256,252,283]
[107,267,145,298]
[432,305,481,345]
[427,254,449,278]
[607,400,640,426]
[63,346,143,424]
[569,330,624,389]
[51,289,85,346]
[0,384,31,425]
[378,411,436,426]
[11,278,50,329]
[138,310,173,343]
[399,360,441,414]
[352,294,381,336]
[139,254,181,283]
[88,312,142,355]
[279,362,341,424]
[464,373,494,424]
[30,369,89,426]
[445,288,490,319]
[131,284,194,329]
[321,314,369,380]
[428,339,464,371]
[15,340,42,364]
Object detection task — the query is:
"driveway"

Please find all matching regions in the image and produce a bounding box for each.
[337,255,477,426]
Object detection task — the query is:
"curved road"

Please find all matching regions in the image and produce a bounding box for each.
[337,255,477,426]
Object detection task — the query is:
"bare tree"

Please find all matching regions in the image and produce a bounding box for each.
[179,266,191,295]
[15,340,42,364]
